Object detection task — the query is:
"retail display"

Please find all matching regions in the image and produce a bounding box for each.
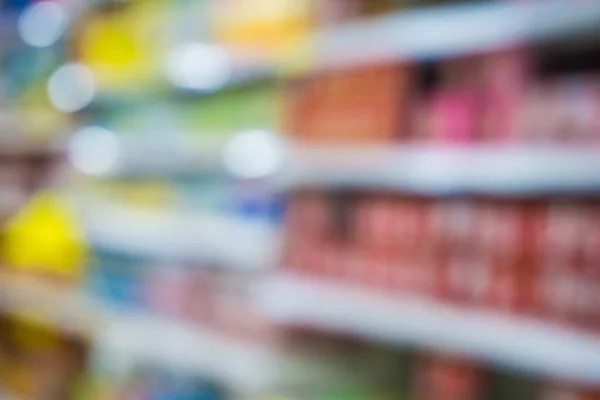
[0,1,599,400]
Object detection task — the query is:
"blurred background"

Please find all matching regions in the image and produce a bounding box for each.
[1,0,600,399]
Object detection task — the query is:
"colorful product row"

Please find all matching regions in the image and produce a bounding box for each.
[284,45,600,144]
[87,249,275,340]
[84,178,283,224]
[282,193,600,330]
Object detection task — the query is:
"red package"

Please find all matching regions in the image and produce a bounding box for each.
[442,254,490,306]
[538,269,600,330]
[538,202,590,275]
[477,201,541,271]
[414,355,484,400]
[281,192,331,274]
[355,247,392,289]
[401,251,438,297]
[355,195,397,253]
[399,198,432,257]
[429,199,479,261]
[484,266,537,315]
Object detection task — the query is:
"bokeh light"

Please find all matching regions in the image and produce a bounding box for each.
[68,126,121,176]
[47,63,96,113]
[165,43,232,92]
[18,1,68,48]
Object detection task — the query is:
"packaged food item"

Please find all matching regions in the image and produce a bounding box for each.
[519,78,600,144]
[210,0,313,69]
[414,58,483,144]
[285,63,410,144]
[280,191,329,273]
[1,191,87,282]
[480,48,531,141]
[413,354,484,400]
[71,0,170,92]
[538,202,589,274]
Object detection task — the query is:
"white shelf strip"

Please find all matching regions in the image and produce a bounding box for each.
[315,0,600,69]
[74,196,279,270]
[277,145,600,194]
[87,135,228,178]
[258,273,600,385]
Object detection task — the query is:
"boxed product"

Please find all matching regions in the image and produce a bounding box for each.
[284,63,411,144]
[209,0,313,68]
[70,0,170,93]
[516,78,600,144]
[410,57,484,144]
[480,48,532,142]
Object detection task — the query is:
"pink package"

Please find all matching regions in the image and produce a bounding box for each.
[482,48,531,141]
[430,88,479,144]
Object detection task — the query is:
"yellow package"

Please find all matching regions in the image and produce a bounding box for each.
[2,192,87,280]
[75,0,169,92]
[210,0,314,73]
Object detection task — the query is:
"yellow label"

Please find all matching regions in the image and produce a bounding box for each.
[2,192,87,279]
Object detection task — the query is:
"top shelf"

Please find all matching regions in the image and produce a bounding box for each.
[302,0,600,70]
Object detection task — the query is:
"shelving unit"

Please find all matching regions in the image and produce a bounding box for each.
[4,0,600,397]
[314,0,600,69]
[0,271,326,397]
[73,196,279,269]
[258,273,600,386]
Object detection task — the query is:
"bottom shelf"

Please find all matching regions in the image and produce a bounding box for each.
[3,270,600,390]
[258,272,600,386]
[0,271,324,396]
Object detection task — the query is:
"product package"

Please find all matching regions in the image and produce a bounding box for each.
[284,63,411,144]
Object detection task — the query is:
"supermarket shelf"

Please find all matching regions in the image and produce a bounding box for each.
[0,271,100,337]
[315,0,600,69]
[258,273,600,386]
[74,197,279,269]
[97,312,327,395]
[71,135,228,178]
[276,145,600,195]
[0,272,322,395]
